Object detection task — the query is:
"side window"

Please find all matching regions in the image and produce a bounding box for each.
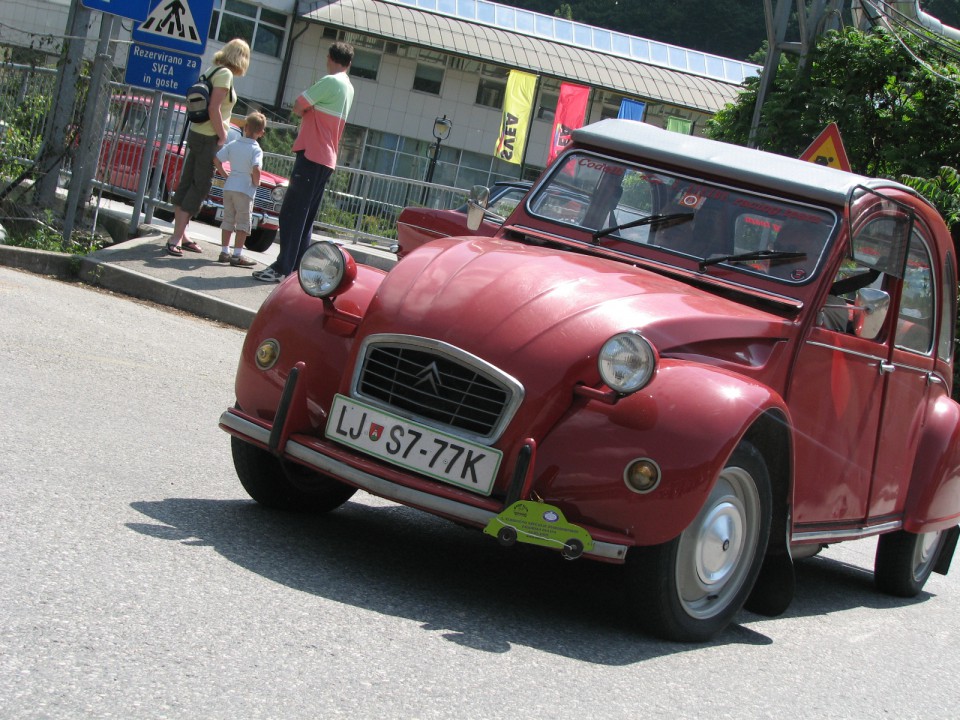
[938,252,956,362]
[488,190,525,218]
[895,231,935,354]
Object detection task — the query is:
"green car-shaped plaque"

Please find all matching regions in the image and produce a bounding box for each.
[484,501,595,560]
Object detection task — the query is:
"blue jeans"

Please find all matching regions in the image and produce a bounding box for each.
[273,151,334,275]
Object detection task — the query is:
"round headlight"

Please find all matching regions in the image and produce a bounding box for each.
[298,241,356,298]
[271,185,287,205]
[598,331,658,394]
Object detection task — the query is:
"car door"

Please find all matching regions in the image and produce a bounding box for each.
[789,196,914,529]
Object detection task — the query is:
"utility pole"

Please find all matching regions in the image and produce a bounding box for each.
[748,0,843,148]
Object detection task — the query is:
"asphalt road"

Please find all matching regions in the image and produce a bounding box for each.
[1,266,959,719]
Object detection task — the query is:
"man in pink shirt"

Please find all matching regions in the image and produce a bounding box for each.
[253,42,355,282]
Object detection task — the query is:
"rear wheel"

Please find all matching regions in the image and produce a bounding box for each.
[626,441,772,642]
[245,228,276,253]
[231,435,356,512]
[874,529,944,597]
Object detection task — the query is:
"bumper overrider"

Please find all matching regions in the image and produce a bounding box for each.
[219,365,630,563]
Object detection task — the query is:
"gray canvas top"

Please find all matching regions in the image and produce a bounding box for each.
[301,0,746,113]
[573,119,911,207]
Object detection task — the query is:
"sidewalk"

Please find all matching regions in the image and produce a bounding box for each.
[0,206,397,329]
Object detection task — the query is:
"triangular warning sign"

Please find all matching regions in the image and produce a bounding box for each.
[799,123,851,172]
[139,0,202,44]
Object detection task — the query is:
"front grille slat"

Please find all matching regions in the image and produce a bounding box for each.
[356,341,519,441]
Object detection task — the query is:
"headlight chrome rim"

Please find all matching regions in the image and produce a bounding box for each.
[598,330,658,394]
[298,240,356,298]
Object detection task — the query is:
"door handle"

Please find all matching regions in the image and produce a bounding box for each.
[879,361,896,375]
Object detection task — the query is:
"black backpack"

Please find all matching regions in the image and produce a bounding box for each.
[184,67,228,123]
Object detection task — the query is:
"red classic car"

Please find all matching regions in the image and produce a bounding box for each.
[96,95,288,251]
[394,181,531,257]
[220,120,960,642]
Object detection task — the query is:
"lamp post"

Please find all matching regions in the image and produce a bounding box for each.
[424,114,452,186]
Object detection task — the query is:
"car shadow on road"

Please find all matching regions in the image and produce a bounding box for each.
[127,497,933,664]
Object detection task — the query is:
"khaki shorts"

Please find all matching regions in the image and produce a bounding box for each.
[220,190,254,233]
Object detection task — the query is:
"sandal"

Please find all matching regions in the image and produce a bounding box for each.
[164,243,183,257]
[182,240,203,253]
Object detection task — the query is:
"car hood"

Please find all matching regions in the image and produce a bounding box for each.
[362,237,792,378]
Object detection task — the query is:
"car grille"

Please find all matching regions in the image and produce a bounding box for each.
[208,182,275,211]
[355,338,522,442]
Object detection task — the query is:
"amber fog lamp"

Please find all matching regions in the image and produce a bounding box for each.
[624,458,661,494]
[598,330,658,394]
[255,339,280,370]
[299,241,357,298]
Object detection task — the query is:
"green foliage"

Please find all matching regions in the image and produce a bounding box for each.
[900,166,960,229]
[0,79,50,181]
[708,28,960,182]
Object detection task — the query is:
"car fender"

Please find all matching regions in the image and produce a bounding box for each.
[533,360,790,546]
[903,393,960,533]
[234,265,387,429]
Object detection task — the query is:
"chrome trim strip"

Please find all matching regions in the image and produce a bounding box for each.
[219,410,628,561]
[792,519,902,544]
[806,340,885,363]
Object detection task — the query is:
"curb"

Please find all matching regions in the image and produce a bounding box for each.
[0,244,80,278]
[78,254,256,329]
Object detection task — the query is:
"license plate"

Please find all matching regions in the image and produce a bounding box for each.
[325,394,502,496]
[212,177,225,188]
[215,208,224,221]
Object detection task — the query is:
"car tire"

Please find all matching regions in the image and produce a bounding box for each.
[245,228,276,253]
[874,529,944,597]
[231,435,356,512]
[625,440,772,642]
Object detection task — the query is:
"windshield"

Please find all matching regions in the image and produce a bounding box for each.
[527,151,839,285]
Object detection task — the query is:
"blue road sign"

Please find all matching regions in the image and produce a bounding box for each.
[81,0,151,21]
[133,0,214,56]
[124,42,202,95]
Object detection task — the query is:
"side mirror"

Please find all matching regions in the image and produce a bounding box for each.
[853,287,890,340]
[466,185,490,231]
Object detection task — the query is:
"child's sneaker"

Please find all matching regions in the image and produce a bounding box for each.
[217,251,231,263]
[230,255,256,267]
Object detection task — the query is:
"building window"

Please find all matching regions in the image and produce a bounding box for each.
[413,64,444,94]
[350,49,381,81]
[475,64,508,108]
[209,0,289,59]
[666,116,694,134]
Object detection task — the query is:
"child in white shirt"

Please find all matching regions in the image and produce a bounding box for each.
[214,111,266,266]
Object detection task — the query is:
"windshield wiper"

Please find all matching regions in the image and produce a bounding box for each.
[592,212,694,243]
[698,249,806,272]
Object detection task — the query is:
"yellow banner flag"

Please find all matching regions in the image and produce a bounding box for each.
[494,70,537,165]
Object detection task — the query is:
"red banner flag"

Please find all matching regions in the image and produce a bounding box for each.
[547,83,590,164]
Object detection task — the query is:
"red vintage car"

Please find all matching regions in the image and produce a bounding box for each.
[96,95,288,251]
[394,181,531,258]
[220,120,959,641]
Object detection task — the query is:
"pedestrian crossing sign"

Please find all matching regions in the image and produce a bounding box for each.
[132,0,214,56]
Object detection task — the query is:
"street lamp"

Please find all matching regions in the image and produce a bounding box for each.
[424,114,452,186]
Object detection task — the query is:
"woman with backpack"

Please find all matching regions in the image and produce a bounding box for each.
[165,38,251,257]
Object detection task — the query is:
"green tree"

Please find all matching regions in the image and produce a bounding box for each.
[707,28,960,181]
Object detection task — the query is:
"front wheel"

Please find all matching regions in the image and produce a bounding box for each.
[245,228,277,253]
[625,441,772,642]
[874,529,944,597]
[231,436,356,512]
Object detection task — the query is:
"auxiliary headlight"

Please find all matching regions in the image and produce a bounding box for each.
[598,331,658,394]
[298,241,357,298]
